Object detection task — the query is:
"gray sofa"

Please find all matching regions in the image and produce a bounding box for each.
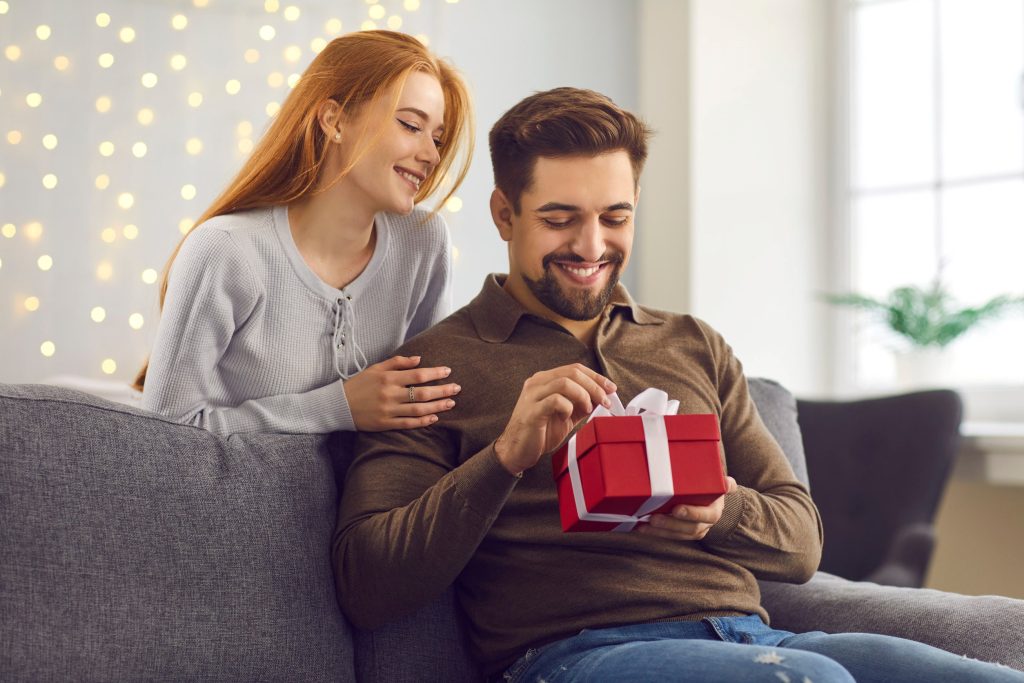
[2,379,1022,682]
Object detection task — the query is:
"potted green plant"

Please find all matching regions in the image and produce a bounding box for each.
[826,277,1024,385]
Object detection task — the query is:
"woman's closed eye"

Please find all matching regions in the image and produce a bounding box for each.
[398,119,444,149]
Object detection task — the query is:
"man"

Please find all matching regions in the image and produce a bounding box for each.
[334,88,1022,682]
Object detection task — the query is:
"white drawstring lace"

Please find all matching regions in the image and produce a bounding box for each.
[332,295,368,380]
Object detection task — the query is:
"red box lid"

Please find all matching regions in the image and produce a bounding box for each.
[551,413,720,479]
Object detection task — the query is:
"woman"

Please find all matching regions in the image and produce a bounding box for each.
[136,31,473,436]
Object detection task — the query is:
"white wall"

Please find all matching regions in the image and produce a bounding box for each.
[635,0,832,395]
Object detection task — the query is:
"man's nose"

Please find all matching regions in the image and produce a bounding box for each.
[571,215,605,262]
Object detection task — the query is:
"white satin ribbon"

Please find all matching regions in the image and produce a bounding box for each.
[566,388,680,532]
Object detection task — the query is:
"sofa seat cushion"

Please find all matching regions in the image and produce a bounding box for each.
[0,383,354,682]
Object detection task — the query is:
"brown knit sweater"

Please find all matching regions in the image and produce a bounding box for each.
[333,274,823,675]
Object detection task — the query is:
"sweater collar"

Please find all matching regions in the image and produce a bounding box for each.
[469,273,665,344]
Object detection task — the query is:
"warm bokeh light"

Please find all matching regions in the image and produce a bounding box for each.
[42,134,58,150]
[137,108,155,125]
[265,0,280,11]
[96,261,114,281]
[0,172,5,187]
[236,120,253,137]
[132,142,147,158]
[416,34,430,46]
[95,174,110,190]
[193,0,210,7]
[95,96,112,113]
[141,268,159,284]
[181,184,197,200]
[99,141,115,157]
[445,196,463,213]
[53,55,70,71]
[186,138,203,155]
[1,223,15,239]
[101,359,117,375]
[36,24,52,40]
[259,25,276,41]
[361,20,378,31]
[118,192,135,209]
[25,297,40,312]
[225,79,241,95]
[187,92,203,108]
[98,52,114,68]
[325,18,343,34]
[25,221,43,240]
[7,130,23,145]
[284,45,302,62]
[178,218,194,234]
[171,14,188,30]
[90,306,107,323]
[119,27,136,43]
[37,254,53,271]
[101,228,117,243]
[123,224,139,240]
[404,0,421,10]
[265,101,280,117]
[368,5,386,20]
[95,13,111,28]
[238,138,254,154]
[283,5,301,21]
[5,45,21,61]
[170,54,187,70]
[287,73,300,88]
[42,173,58,189]
[387,15,403,30]
[26,92,43,108]
[141,72,158,88]
[310,37,327,53]
[128,313,145,330]
[267,71,284,88]
[40,341,55,357]
[244,48,260,63]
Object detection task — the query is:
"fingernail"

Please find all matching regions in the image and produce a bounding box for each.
[443,367,452,376]
[453,385,462,394]
[446,400,455,408]
[676,507,688,519]
[605,381,617,392]
[602,398,611,408]
[430,415,438,423]
[412,356,421,362]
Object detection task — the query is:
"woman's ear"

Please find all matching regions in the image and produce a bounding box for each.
[490,188,515,242]
[317,100,344,142]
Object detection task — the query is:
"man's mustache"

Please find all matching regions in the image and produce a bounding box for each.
[541,252,625,269]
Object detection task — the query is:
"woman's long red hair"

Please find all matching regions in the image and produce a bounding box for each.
[133,31,473,391]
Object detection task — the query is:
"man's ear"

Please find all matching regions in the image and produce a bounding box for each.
[317,99,344,141]
[490,188,515,242]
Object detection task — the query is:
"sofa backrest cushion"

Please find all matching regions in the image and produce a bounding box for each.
[0,383,354,682]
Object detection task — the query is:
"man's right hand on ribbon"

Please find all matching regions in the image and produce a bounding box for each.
[494,363,617,476]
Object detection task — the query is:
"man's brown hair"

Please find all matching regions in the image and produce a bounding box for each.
[488,87,652,213]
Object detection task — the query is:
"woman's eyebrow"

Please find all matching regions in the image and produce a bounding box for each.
[396,107,445,132]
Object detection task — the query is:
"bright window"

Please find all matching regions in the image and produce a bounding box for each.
[846,0,1024,397]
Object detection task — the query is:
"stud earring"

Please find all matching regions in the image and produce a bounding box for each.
[334,131,342,142]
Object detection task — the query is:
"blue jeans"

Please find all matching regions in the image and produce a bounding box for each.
[501,615,1024,682]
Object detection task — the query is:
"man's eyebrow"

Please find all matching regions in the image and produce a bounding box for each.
[396,107,445,132]
[535,202,634,212]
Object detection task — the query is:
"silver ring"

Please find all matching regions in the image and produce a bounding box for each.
[407,387,416,403]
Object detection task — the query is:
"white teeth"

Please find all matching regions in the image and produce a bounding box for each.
[397,169,421,189]
[562,264,600,277]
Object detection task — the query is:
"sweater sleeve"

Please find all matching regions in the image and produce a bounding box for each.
[141,227,355,435]
[405,215,453,339]
[333,427,519,630]
[696,323,823,583]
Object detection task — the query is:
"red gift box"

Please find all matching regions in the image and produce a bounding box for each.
[551,413,727,532]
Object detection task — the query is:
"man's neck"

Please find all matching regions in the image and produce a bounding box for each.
[502,274,602,347]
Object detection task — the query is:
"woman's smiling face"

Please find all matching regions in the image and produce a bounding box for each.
[338,70,446,216]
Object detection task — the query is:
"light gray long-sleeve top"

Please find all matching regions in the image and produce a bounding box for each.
[141,204,452,435]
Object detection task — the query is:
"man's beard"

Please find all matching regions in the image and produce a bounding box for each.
[522,252,625,321]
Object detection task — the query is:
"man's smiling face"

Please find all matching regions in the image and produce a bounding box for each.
[494,151,638,324]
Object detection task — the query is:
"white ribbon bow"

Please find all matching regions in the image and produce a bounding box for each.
[566,388,680,532]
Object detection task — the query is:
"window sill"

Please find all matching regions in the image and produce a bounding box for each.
[955,421,1024,486]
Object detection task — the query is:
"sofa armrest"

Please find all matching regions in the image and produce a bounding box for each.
[760,571,1024,672]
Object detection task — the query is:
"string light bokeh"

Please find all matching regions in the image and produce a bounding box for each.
[0,0,469,385]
